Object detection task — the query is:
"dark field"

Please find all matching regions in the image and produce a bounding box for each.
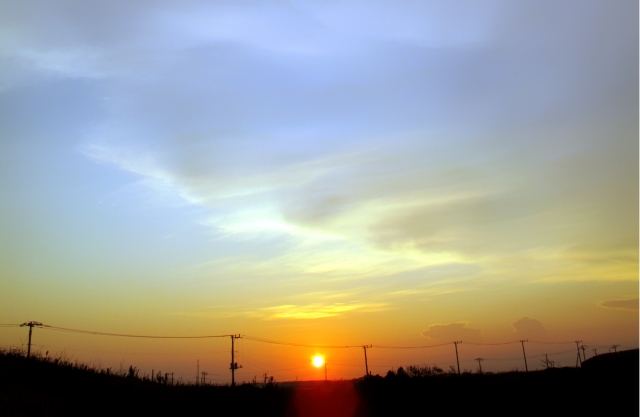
[1,349,637,416]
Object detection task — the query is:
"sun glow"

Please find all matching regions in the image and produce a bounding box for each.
[312,355,324,368]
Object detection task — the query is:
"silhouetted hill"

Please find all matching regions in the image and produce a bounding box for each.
[0,350,289,417]
[1,349,637,416]
[580,348,638,373]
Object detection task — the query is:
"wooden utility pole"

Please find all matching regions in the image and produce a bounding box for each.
[575,341,582,367]
[230,335,242,386]
[592,349,597,357]
[580,345,587,361]
[475,357,483,373]
[201,371,208,385]
[196,360,199,385]
[520,340,528,372]
[362,345,372,377]
[20,322,43,358]
[611,344,619,353]
[453,341,462,375]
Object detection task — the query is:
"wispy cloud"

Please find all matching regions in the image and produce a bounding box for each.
[1,0,636,333]
[254,303,388,320]
[597,298,639,312]
[173,302,389,321]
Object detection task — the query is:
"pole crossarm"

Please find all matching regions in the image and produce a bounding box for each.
[20,321,43,328]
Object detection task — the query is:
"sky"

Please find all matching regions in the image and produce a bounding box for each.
[0,0,638,383]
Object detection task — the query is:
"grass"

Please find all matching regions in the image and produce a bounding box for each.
[0,347,637,416]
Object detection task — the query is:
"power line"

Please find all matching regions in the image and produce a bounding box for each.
[9,343,228,357]
[372,342,452,349]
[463,341,520,346]
[41,325,231,339]
[22,323,619,350]
[242,335,362,349]
[546,349,579,356]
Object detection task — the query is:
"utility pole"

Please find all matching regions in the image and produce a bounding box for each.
[170,373,174,386]
[543,354,550,369]
[20,322,43,358]
[453,341,462,375]
[611,344,619,353]
[475,358,483,373]
[263,373,268,384]
[196,360,199,386]
[230,334,242,386]
[362,345,372,377]
[574,341,582,367]
[201,371,208,385]
[592,349,597,357]
[581,345,587,361]
[520,340,528,372]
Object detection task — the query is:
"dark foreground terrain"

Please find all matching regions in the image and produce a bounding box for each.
[1,349,637,416]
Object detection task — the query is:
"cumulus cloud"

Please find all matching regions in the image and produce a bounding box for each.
[597,298,639,312]
[421,322,482,342]
[511,317,546,339]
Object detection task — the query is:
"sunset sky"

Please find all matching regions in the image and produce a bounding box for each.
[0,0,638,383]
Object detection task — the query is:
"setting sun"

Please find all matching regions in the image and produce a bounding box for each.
[312,356,324,368]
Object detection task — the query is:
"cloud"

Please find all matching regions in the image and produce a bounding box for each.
[511,317,546,339]
[255,303,388,320]
[2,0,636,296]
[597,298,639,312]
[421,322,482,342]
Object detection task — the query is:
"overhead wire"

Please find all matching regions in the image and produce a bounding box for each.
[463,341,521,346]
[372,341,452,349]
[11,322,634,370]
[41,325,231,339]
[16,343,228,356]
[242,335,362,349]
